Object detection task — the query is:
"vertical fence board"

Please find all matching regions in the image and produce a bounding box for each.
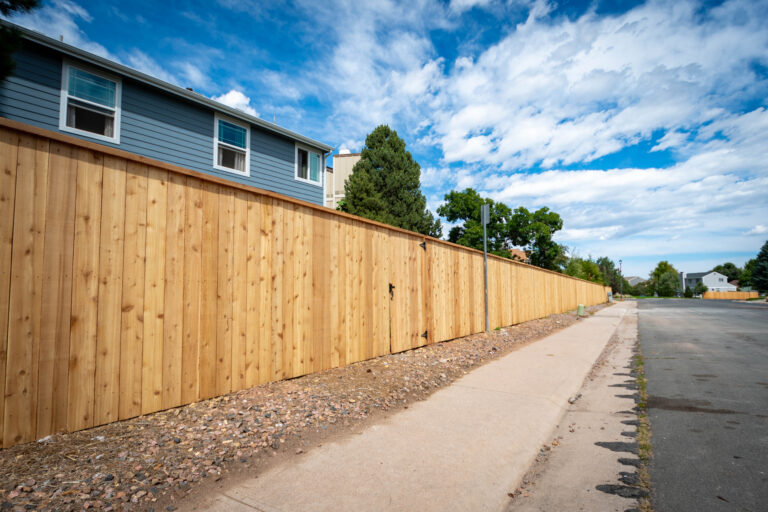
[36,142,77,438]
[3,136,48,446]
[161,173,185,410]
[181,178,202,404]
[258,197,274,385]
[216,189,234,395]
[0,129,18,447]
[244,194,261,388]
[232,190,249,391]
[67,148,103,432]
[118,162,148,420]
[198,182,218,399]
[141,168,167,415]
[313,211,331,372]
[270,201,284,382]
[94,156,127,425]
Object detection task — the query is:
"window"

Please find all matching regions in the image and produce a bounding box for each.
[59,63,121,143]
[213,116,249,176]
[295,145,322,186]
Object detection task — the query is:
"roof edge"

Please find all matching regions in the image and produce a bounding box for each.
[2,19,333,152]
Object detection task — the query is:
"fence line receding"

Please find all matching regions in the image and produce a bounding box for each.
[0,121,610,448]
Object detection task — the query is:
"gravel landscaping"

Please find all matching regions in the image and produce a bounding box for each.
[0,304,605,511]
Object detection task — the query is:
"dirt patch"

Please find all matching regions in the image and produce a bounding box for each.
[0,304,605,511]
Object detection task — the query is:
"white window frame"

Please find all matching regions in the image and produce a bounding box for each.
[295,144,323,187]
[59,61,121,144]
[213,114,250,177]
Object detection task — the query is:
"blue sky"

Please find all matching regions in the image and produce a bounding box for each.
[7,0,768,278]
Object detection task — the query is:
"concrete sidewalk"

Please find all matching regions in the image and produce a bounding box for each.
[187,302,632,512]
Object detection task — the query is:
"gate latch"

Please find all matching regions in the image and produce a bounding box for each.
[389,282,395,299]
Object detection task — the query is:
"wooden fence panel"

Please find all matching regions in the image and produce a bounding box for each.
[0,122,610,448]
[703,291,758,300]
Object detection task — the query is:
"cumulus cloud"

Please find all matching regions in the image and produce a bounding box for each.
[746,225,768,235]
[5,0,113,58]
[211,90,259,117]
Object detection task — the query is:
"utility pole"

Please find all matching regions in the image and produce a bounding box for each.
[481,203,490,332]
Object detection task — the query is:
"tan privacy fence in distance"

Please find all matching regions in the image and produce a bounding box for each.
[0,118,610,448]
[702,291,758,300]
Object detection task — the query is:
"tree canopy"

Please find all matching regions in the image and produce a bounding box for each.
[1,1,40,82]
[649,260,679,297]
[436,189,513,258]
[712,262,741,282]
[340,125,441,237]
[752,240,768,291]
[563,257,604,284]
[436,188,564,269]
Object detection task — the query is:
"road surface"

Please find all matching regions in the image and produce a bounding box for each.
[638,299,768,512]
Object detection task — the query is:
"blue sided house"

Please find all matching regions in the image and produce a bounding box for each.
[0,22,332,205]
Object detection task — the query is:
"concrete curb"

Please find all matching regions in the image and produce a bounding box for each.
[188,303,631,512]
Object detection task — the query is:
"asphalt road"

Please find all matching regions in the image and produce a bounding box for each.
[638,299,768,512]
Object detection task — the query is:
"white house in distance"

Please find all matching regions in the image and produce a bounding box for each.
[680,271,737,292]
[324,150,361,209]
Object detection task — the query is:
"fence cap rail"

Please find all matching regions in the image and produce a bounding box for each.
[0,117,605,289]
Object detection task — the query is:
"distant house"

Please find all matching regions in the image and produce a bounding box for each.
[626,276,646,287]
[0,21,332,205]
[509,248,529,263]
[680,271,737,292]
[325,150,361,209]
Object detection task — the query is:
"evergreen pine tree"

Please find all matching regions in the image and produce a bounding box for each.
[752,240,768,292]
[340,125,442,237]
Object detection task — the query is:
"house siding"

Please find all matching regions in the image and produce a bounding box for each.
[0,40,323,205]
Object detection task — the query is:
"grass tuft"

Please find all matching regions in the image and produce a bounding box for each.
[633,344,654,512]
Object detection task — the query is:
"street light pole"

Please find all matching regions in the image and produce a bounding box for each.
[481,204,490,333]
[619,259,623,301]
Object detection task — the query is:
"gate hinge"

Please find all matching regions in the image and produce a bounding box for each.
[421,330,428,339]
[419,241,426,251]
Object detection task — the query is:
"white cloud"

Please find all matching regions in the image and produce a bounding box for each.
[746,225,768,235]
[7,0,113,58]
[211,90,259,117]
[125,50,178,85]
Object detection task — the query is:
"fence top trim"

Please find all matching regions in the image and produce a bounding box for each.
[0,117,606,289]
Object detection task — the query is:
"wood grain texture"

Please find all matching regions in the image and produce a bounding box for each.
[181,178,202,404]
[141,167,167,415]
[94,156,127,425]
[3,135,48,446]
[0,129,19,447]
[118,162,148,420]
[161,172,185,410]
[67,148,103,432]
[36,142,77,437]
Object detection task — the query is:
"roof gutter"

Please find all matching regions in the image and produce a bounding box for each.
[1,20,333,153]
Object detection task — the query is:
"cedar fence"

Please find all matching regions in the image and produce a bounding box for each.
[702,291,758,300]
[0,118,610,448]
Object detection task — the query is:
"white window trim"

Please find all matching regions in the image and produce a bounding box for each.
[213,114,250,177]
[294,144,323,187]
[59,60,121,144]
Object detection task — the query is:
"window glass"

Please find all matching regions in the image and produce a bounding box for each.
[309,152,320,182]
[68,68,116,107]
[298,148,308,179]
[218,120,247,148]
